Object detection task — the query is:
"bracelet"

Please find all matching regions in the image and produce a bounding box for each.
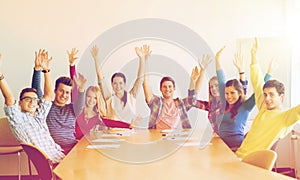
[239,72,245,75]
[42,69,50,73]
[0,74,4,81]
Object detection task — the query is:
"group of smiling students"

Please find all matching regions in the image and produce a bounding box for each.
[0,38,300,165]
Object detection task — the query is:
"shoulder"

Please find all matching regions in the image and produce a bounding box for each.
[148,94,161,105]
[39,98,52,106]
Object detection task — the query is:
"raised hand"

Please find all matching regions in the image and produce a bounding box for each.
[74,72,87,92]
[198,54,212,70]
[135,47,143,58]
[40,50,53,70]
[142,44,151,60]
[91,45,104,80]
[135,44,151,60]
[0,52,15,106]
[215,46,226,70]
[251,37,258,55]
[216,46,226,61]
[40,50,53,100]
[267,58,278,75]
[67,48,79,66]
[251,38,259,64]
[233,53,244,73]
[189,66,200,90]
[91,45,99,60]
[191,66,200,82]
[34,49,45,70]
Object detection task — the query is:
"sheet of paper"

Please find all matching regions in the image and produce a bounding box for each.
[161,131,191,137]
[91,139,125,143]
[86,144,121,149]
[176,142,212,148]
[177,142,201,147]
[101,134,120,137]
[162,137,198,141]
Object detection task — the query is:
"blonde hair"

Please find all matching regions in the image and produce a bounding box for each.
[86,86,106,117]
[208,76,218,103]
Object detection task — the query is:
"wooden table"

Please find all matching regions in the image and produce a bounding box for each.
[54,129,295,180]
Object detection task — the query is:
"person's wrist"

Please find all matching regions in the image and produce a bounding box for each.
[42,69,50,73]
[34,67,42,71]
[78,87,85,92]
[98,77,104,84]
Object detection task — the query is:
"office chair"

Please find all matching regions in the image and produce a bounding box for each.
[242,149,277,171]
[270,140,279,172]
[20,143,57,180]
[0,117,24,180]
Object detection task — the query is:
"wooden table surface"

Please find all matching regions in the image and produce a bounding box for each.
[54,129,295,180]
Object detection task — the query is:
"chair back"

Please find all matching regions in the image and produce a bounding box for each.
[0,117,20,146]
[242,149,277,171]
[20,143,53,180]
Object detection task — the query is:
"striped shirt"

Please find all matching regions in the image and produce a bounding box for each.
[46,92,84,148]
[4,99,65,163]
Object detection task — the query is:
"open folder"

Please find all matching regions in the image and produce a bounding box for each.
[101,117,131,129]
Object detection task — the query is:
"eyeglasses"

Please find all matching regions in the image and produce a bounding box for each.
[20,96,39,103]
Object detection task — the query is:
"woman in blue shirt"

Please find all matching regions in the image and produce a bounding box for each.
[216,46,272,151]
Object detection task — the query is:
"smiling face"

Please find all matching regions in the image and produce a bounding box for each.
[160,80,175,100]
[54,83,72,106]
[85,88,97,108]
[111,76,126,96]
[262,80,285,110]
[263,87,284,110]
[209,78,220,97]
[19,92,39,115]
[225,85,241,105]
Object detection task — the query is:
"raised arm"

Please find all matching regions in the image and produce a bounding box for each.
[215,46,227,102]
[251,38,258,65]
[67,48,79,103]
[195,54,212,93]
[40,50,53,101]
[0,53,15,106]
[73,72,86,93]
[142,47,154,104]
[233,52,248,94]
[233,52,246,81]
[129,45,149,97]
[91,45,111,100]
[31,49,44,98]
[250,38,265,110]
[189,66,200,90]
[261,59,276,83]
[215,46,225,71]
[72,72,87,115]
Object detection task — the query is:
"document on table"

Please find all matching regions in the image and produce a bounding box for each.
[162,137,198,141]
[101,131,135,137]
[176,142,212,148]
[86,144,121,149]
[91,139,125,143]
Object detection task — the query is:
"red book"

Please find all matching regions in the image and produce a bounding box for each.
[101,116,131,129]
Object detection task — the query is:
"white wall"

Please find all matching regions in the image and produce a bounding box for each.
[0,0,288,129]
[0,0,286,117]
